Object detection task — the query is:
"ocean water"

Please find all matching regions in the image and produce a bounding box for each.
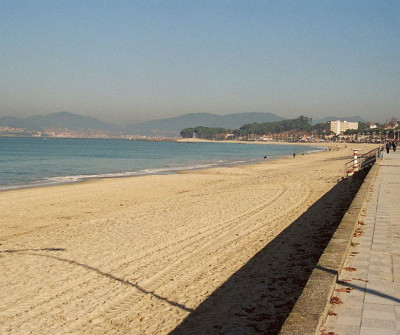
[0,137,320,190]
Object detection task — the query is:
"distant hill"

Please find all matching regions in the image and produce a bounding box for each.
[0,112,121,133]
[127,112,285,136]
[0,111,287,137]
[312,116,367,125]
[3,111,367,137]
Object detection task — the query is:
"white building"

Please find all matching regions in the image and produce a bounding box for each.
[329,120,359,135]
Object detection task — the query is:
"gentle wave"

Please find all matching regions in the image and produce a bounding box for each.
[0,163,220,191]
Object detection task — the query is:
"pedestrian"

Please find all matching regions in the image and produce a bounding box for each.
[386,142,391,154]
[264,155,267,160]
[392,142,397,152]
[293,153,296,158]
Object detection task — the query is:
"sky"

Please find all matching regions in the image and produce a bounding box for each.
[1,1,399,125]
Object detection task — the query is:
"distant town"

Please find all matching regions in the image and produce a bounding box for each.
[179,116,400,143]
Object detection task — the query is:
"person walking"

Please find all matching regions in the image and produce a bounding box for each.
[386,141,391,154]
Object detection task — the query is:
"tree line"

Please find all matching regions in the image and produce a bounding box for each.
[181,116,320,139]
[180,116,398,140]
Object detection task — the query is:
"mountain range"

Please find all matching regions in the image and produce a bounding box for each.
[0,112,367,137]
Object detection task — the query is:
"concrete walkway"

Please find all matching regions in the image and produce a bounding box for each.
[321,148,400,335]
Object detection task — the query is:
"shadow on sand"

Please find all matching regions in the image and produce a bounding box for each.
[1,248,194,313]
[170,169,369,335]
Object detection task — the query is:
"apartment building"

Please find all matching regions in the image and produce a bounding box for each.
[329,120,359,135]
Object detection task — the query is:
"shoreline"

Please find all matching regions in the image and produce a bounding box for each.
[0,141,325,192]
[0,143,377,334]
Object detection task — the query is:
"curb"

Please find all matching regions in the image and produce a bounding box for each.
[279,163,379,335]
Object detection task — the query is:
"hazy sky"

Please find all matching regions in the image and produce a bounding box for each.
[1,1,399,125]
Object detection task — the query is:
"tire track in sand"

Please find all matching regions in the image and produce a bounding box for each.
[73,181,314,334]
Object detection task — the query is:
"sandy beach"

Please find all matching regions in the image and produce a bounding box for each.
[0,142,377,334]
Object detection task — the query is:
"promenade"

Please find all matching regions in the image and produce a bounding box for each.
[321,148,400,335]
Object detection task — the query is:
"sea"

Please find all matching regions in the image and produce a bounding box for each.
[0,137,321,191]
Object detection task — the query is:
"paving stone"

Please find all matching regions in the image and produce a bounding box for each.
[349,287,366,297]
[359,327,397,335]
[337,307,363,318]
[320,152,400,335]
[341,295,364,310]
[361,318,397,329]
[326,324,360,335]
[364,301,396,311]
[353,260,370,268]
[362,303,396,323]
[336,314,362,326]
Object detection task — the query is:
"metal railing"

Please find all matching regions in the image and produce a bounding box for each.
[345,147,380,178]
